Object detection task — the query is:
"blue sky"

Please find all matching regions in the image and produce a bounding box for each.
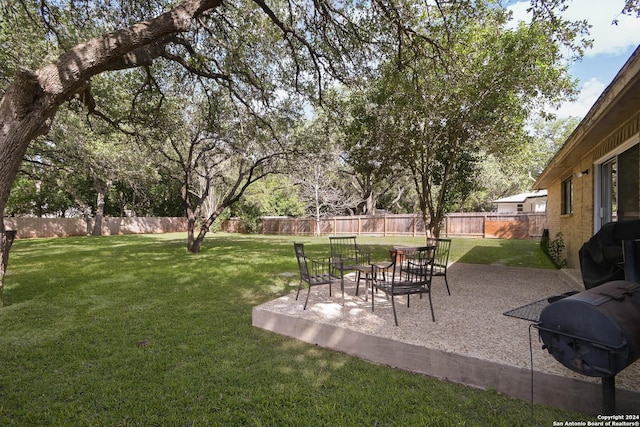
[509,0,640,118]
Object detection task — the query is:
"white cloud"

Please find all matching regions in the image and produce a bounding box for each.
[508,0,640,56]
[563,1,640,57]
[553,77,606,118]
[508,1,640,118]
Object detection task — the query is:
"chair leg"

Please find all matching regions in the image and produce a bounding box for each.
[355,271,361,296]
[303,286,311,310]
[296,281,302,301]
[364,274,370,301]
[427,290,435,322]
[371,286,375,312]
[444,273,451,295]
[391,294,399,326]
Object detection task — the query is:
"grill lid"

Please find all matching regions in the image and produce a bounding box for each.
[536,280,640,377]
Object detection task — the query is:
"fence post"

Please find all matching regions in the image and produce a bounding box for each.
[483,213,487,238]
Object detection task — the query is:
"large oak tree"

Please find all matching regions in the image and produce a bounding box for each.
[0,0,222,288]
[0,0,369,288]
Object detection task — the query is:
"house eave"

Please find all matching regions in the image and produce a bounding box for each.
[534,45,640,189]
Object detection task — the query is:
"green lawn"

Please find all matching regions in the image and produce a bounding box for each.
[0,233,583,425]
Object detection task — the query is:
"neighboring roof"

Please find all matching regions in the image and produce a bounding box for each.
[534,45,640,189]
[492,190,547,204]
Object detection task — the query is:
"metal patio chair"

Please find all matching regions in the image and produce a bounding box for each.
[430,238,452,295]
[371,246,435,326]
[329,236,371,295]
[294,242,344,309]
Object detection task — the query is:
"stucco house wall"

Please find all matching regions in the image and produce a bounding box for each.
[535,45,640,270]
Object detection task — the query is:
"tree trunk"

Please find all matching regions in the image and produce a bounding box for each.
[92,180,107,236]
[91,199,104,236]
[187,203,228,253]
[83,208,93,236]
[91,186,104,236]
[0,222,17,306]
[315,184,322,237]
[189,229,205,254]
[365,192,375,214]
[186,210,197,252]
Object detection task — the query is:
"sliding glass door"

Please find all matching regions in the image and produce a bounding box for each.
[600,158,617,225]
[597,144,639,229]
[618,144,639,221]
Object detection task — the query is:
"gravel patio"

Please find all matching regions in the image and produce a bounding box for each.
[253,262,640,415]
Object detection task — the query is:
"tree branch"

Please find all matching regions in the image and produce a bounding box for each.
[35,0,223,104]
[250,0,325,100]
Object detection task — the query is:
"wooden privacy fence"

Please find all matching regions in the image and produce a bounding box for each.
[4,212,546,240]
[224,212,547,239]
[259,214,426,236]
[444,212,547,239]
[4,217,187,239]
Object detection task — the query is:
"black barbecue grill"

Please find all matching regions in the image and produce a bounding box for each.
[535,229,640,415]
[536,280,640,378]
[535,279,640,415]
[505,224,640,415]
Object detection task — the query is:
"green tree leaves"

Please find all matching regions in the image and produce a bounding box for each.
[339,1,581,236]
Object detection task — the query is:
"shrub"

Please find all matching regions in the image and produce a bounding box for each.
[545,231,567,269]
[540,229,550,256]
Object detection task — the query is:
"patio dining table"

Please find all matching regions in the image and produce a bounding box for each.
[353,244,437,301]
